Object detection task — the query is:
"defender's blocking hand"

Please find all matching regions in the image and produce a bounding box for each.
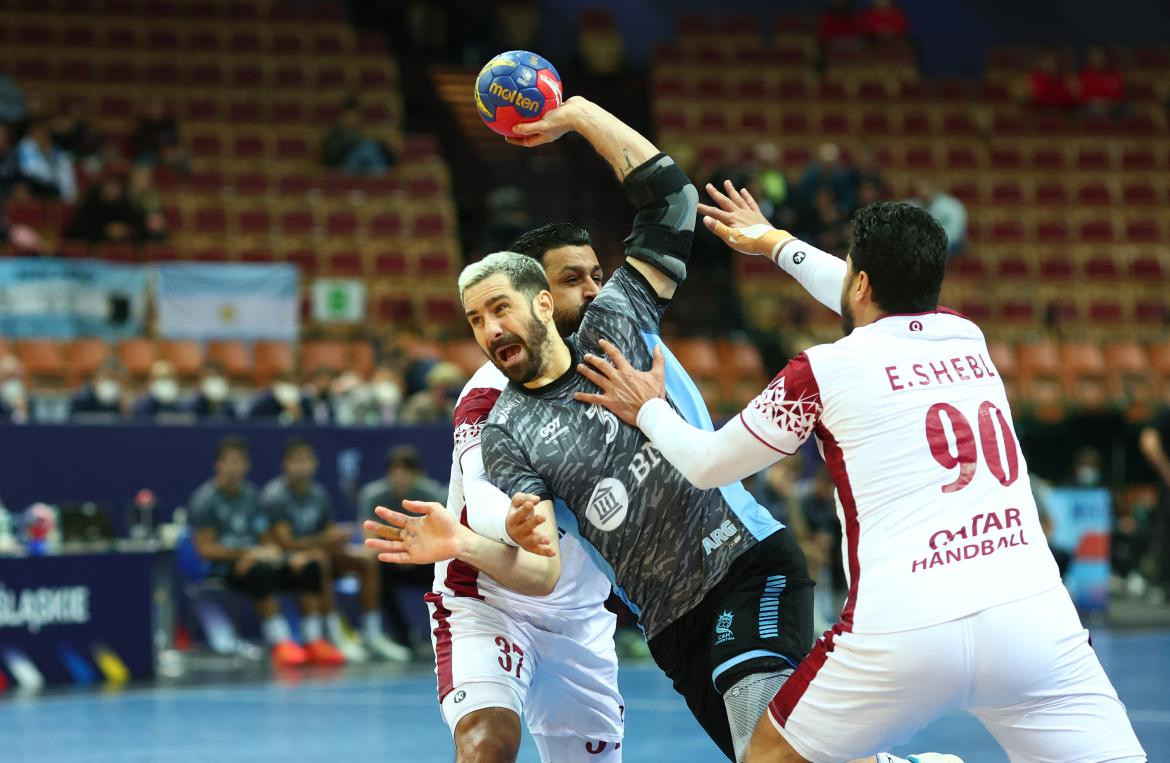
[574,339,666,427]
[506,494,556,558]
[698,180,793,259]
[363,501,460,565]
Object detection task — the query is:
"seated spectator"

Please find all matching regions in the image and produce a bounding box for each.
[0,354,30,424]
[818,0,862,43]
[65,174,144,244]
[799,142,856,213]
[131,360,184,418]
[357,444,447,651]
[748,142,799,232]
[1080,45,1125,117]
[334,365,403,426]
[1030,53,1078,110]
[0,74,27,127]
[190,436,343,668]
[70,359,127,419]
[52,101,105,170]
[911,177,967,255]
[400,362,463,425]
[14,118,77,202]
[128,165,168,241]
[357,445,449,522]
[304,368,337,425]
[0,124,17,197]
[249,371,312,423]
[262,438,411,662]
[860,0,909,39]
[185,361,238,419]
[798,186,849,253]
[321,100,396,176]
[130,98,189,175]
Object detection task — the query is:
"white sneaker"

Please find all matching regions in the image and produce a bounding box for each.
[365,632,413,662]
[908,755,965,763]
[335,636,369,663]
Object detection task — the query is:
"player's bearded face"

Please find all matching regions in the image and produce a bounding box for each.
[488,301,551,384]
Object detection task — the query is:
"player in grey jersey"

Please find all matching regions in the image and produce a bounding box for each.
[370,95,813,762]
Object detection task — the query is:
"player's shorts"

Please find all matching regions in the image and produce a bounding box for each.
[223,557,321,598]
[647,528,814,760]
[768,584,1147,763]
[423,592,624,746]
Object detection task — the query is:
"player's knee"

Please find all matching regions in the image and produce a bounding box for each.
[744,714,805,763]
[455,709,521,763]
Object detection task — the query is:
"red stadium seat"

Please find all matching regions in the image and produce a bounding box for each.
[1135,298,1167,324]
[990,220,1026,244]
[369,212,403,237]
[237,207,272,235]
[1033,182,1068,206]
[1076,148,1112,172]
[194,207,228,235]
[118,339,158,379]
[373,250,407,277]
[1122,182,1157,206]
[1075,182,1112,206]
[18,340,66,383]
[239,248,276,263]
[280,211,315,236]
[66,339,110,386]
[1030,148,1066,171]
[376,293,414,323]
[989,146,1023,171]
[253,341,294,386]
[1035,219,1070,244]
[1125,220,1160,243]
[160,340,205,379]
[301,341,349,376]
[284,249,317,276]
[324,250,364,277]
[1039,256,1074,280]
[1078,219,1115,244]
[901,112,932,135]
[423,296,462,324]
[325,212,360,237]
[991,181,1024,206]
[207,340,251,381]
[1130,256,1164,279]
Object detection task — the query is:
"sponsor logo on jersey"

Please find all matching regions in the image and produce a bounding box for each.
[540,416,567,442]
[714,610,735,644]
[702,519,740,555]
[585,478,629,531]
[909,320,924,332]
[453,690,466,703]
[912,508,1030,573]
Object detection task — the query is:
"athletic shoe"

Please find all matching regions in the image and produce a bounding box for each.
[305,638,346,666]
[365,632,413,662]
[270,640,309,668]
[335,636,369,664]
[908,754,965,763]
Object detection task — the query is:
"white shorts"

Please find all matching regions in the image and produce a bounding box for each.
[424,592,624,744]
[768,585,1146,763]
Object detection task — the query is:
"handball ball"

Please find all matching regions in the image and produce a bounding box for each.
[475,51,563,138]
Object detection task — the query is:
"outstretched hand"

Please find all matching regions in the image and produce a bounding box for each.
[698,180,793,259]
[363,501,461,565]
[573,339,666,427]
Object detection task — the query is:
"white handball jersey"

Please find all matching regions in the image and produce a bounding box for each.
[434,361,613,624]
[739,309,1062,634]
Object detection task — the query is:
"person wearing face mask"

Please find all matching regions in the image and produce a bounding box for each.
[399,362,464,425]
[335,365,403,426]
[305,368,338,425]
[131,360,184,418]
[248,370,312,423]
[0,354,31,424]
[70,359,127,420]
[186,361,238,420]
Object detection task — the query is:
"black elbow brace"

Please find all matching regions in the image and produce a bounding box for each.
[622,153,698,284]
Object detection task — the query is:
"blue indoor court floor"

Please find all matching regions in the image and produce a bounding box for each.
[2,629,1166,762]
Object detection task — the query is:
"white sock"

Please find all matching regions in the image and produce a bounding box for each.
[302,614,323,642]
[362,610,383,641]
[326,612,346,643]
[262,615,292,645]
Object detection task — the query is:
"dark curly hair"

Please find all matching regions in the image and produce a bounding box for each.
[848,201,948,315]
[508,223,593,264]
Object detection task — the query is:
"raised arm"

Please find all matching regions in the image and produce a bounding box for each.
[576,341,823,490]
[509,96,697,299]
[700,180,847,315]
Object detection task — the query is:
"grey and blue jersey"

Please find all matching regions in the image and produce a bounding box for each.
[482,157,783,639]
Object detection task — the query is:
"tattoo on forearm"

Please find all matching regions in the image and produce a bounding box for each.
[619,148,635,178]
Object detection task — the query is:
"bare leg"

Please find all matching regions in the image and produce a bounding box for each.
[454,707,521,763]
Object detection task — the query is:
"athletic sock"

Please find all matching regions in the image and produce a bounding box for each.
[262,615,292,645]
[325,612,346,643]
[362,610,383,641]
[302,614,324,642]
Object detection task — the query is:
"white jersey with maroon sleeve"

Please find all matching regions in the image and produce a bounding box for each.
[434,361,613,624]
[739,309,1062,634]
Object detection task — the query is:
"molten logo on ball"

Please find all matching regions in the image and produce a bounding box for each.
[475,50,563,138]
